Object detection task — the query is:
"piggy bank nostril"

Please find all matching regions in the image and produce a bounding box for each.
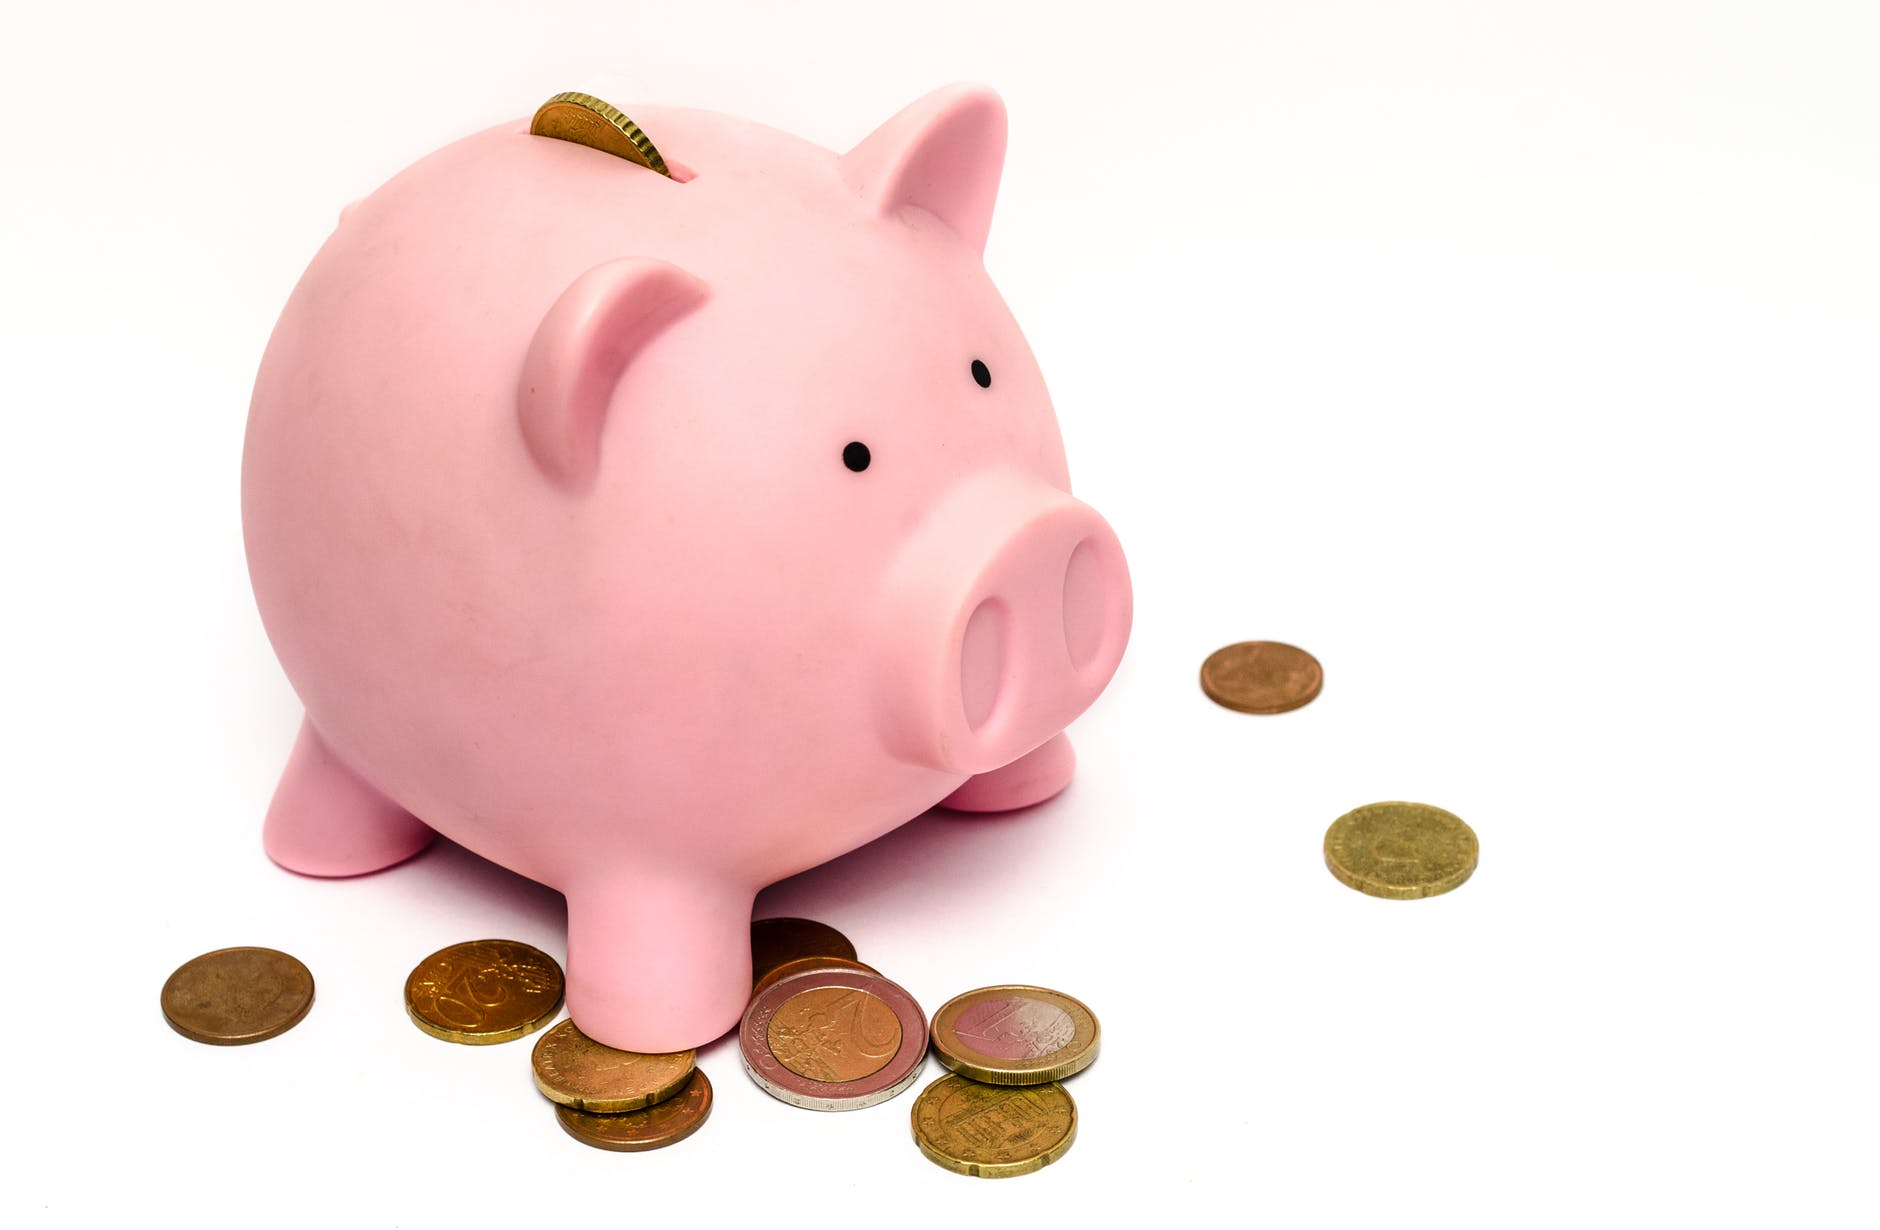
[960,599,1009,733]
[1062,538,1107,672]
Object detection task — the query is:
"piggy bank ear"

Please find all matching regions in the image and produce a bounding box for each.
[841,84,1007,254]
[518,257,708,490]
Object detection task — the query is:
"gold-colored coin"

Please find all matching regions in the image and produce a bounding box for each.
[531,1018,695,1113]
[750,917,858,985]
[554,1069,713,1152]
[768,984,904,1083]
[1324,801,1479,899]
[750,955,880,1002]
[930,985,1098,1086]
[161,947,314,1045]
[1200,640,1323,713]
[911,1074,1077,1179]
[530,92,671,177]
[404,939,564,1044]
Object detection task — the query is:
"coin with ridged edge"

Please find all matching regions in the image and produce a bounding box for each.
[553,1068,713,1152]
[1324,801,1479,899]
[930,985,1098,1085]
[741,967,927,1111]
[912,1073,1078,1179]
[161,947,314,1045]
[531,1018,695,1112]
[404,939,564,1044]
[530,92,671,177]
[1200,640,1323,714]
[750,917,859,985]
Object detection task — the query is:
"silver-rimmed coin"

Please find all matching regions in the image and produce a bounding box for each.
[740,967,927,1111]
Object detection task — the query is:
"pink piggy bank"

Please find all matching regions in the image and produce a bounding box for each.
[243,85,1132,1051]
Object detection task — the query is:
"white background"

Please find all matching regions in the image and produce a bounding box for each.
[4,1,1875,1224]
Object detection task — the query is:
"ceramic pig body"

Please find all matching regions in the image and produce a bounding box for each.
[243,86,1131,1051]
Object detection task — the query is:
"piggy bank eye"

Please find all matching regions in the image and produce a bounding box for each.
[971,359,992,388]
[843,441,872,472]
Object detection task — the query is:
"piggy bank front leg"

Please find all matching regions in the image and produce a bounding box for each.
[262,717,435,876]
[564,877,754,1053]
[937,731,1076,813]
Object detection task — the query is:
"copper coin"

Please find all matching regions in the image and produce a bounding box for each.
[404,939,564,1044]
[530,92,672,177]
[161,947,314,1045]
[750,955,881,1002]
[930,985,1099,1085]
[1325,801,1479,899]
[1200,640,1323,713]
[553,1069,713,1152]
[531,1018,696,1112]
[911,1073,1078,1179]
[741,968,927,1111]
[750,917,858,984]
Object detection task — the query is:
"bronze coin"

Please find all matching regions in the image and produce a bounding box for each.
[769,984,904,1083]
[741,968,927,1111]
[1324,801,1479,899]
[750,955,880,1002]
[529,92,671,177]
[531,1018,696,1113]
[750,917,858,984]
[930,985,1099,1086]
[553,1069,713,1152]
[911,1073,1078,1179]
[161,947,314,1045]
[1200,641,1323,714]
[404,939,564,1044]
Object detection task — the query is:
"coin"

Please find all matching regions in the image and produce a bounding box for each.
[930,985,1098,1086]
[750,955,880,1002]
[1324,801,1479,899]
[530,92,671,177]
[531,1018,695,1113]
[911,1073,1078,1179]
[741,967,927,1111]
[161,947,314,1045]
[750,917,858,985]
[1200,640,1323,713]
[404,939,564,1044]
[553,1068,713,1152]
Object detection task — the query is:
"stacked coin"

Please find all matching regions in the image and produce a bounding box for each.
[532,1020,711,1152]
[739,917,929,1112]
[911,985,1097,1178]
[397,937,712,1150]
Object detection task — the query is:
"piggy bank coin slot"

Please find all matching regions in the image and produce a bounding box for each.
[530,92,686,181]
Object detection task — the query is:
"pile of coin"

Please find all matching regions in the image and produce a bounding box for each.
[913,984,1098,1178]
[740,918,927,1111]
[737,919,1098,1178]
[160,920,1096,1176]
[398,938,715,1151]
[533,1020,711,1152]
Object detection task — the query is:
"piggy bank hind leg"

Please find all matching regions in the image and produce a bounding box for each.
[565,878,754,1052]
[262,717,435,876]
[938,732,1077,813]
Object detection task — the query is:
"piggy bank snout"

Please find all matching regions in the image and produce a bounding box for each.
[874,471,1131,776]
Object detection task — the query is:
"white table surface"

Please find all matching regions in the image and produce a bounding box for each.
[5,2,1875,1224]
